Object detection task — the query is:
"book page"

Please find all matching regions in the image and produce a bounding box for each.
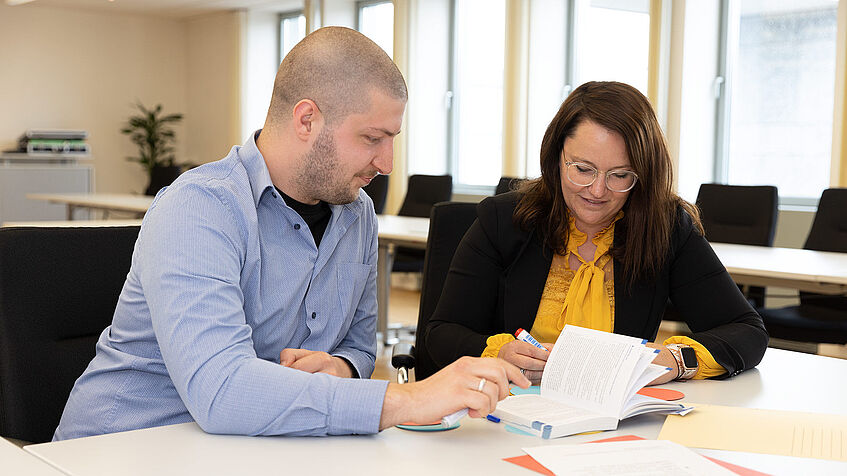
[541,326,645,416]
[495,395,602,426]
[523,440,736,475]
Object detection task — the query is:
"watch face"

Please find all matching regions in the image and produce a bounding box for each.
[680,346,698,368]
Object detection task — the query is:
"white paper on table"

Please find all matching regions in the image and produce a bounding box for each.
[522,440,736,476]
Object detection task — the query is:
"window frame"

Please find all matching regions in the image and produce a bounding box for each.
[278,10,305,65]
[713,0,839,208]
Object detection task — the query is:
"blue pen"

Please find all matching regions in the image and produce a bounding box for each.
[515,328,547,351]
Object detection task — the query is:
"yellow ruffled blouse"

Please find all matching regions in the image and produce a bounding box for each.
[481,212,725,379]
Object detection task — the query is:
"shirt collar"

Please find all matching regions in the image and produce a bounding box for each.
[237,128,366,218]
[238,129,276,209]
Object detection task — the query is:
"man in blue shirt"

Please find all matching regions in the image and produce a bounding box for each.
[54,26,527,440]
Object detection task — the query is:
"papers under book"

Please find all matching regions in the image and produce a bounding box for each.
[492,325,693,439]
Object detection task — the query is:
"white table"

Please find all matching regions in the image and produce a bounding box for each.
[1,438,66,475]
[27,193,153,220]
[374,214,429,341]
[23,349,847,475]
[712,242,847,295]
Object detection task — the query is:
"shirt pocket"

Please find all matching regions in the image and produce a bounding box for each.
[336,262,373,324]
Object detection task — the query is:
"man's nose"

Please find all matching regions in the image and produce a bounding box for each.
[374,142,394,175]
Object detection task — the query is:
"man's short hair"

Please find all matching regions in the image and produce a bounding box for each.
[267,26,407,126]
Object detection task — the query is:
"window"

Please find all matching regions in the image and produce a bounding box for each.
[357,1,394,58]
[571,0,650,95]
[451,0,507,190]
[407,0,451,176]
[279,11,306,63]
[717,0,838,205]
[526,0,651,178]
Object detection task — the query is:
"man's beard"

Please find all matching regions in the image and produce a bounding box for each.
[294,127,358,205]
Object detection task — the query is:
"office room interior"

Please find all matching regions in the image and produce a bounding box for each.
[1,0,847,468]
[1,0,846,355]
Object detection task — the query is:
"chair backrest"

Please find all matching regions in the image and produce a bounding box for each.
[800,188,847,310]
[397,175,453,218]
[495,176,525,195]
[362,174,389,214]
[414,202,478,380]
[0,226,139,442]
[695,183,779,246]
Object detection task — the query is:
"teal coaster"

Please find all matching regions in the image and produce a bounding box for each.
[504,424,536,436]
[396,421,460,431]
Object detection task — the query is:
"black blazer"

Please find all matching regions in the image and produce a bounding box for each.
[425,192,768,378]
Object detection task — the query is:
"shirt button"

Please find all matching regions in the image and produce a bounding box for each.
[294,224,301,230]
[311,312,317,319]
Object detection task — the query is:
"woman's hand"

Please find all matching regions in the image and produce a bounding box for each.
[497,340,551,385]
[645,342,680,385]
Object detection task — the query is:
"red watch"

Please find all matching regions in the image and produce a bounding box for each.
[666,344,698,380]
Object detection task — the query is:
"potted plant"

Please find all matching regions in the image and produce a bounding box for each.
[121,103,184,196]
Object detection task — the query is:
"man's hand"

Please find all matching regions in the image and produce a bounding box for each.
[279,348,353,378]
[645,342,680,385]
[497,340,552,385]
[378,356,530,430]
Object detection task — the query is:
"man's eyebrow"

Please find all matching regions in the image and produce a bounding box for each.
[365,127,401,137]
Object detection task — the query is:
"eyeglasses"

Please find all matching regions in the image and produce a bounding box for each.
[564,161,639,192]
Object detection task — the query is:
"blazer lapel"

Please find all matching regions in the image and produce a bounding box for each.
[501,233,552,334]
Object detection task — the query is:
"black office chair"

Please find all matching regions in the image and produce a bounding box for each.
[391,202,478,382]
[664,183,778,323]
[698,183,779,307]
[495,176,525,195]
[362,174,389,214]
[758,188,847,344]
[0,226,139,443]
[392,174,453,273]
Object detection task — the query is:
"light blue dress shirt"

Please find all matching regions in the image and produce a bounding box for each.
[54,131,389,440]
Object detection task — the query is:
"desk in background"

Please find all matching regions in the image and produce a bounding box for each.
[712,242,847,295]
[26,193,153,220]
[22,348,847,475]
[373,214,429,342]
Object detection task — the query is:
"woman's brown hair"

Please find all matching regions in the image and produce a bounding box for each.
[514,81,702,289]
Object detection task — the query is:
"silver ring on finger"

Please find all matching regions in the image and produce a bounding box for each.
[477,377,487,392]
[520,368,526,376]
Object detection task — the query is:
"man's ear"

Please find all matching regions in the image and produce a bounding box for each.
[292,99,322,141]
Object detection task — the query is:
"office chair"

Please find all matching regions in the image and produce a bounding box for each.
[495,176,525,195]
[664,183,778,323]
[0,225,140,443]
[391,202,478,382]
[362,174,389,214]
[392,174,453,273]
[697,183,779,307]
[758,188,847,345]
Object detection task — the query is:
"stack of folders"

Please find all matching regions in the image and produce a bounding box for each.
[492,325,693,439]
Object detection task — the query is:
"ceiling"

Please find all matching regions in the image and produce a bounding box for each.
[4,0,304,18]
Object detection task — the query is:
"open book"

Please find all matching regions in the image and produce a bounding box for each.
[492,325,693,439]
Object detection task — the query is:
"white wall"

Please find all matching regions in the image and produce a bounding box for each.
[0,3,187,194]
[185,11,243,165]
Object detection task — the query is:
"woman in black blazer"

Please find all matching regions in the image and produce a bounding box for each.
[426,82,767,385]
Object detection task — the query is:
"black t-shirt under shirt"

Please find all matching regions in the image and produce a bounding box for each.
[275,188,359,378]
[277,188,331,248]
